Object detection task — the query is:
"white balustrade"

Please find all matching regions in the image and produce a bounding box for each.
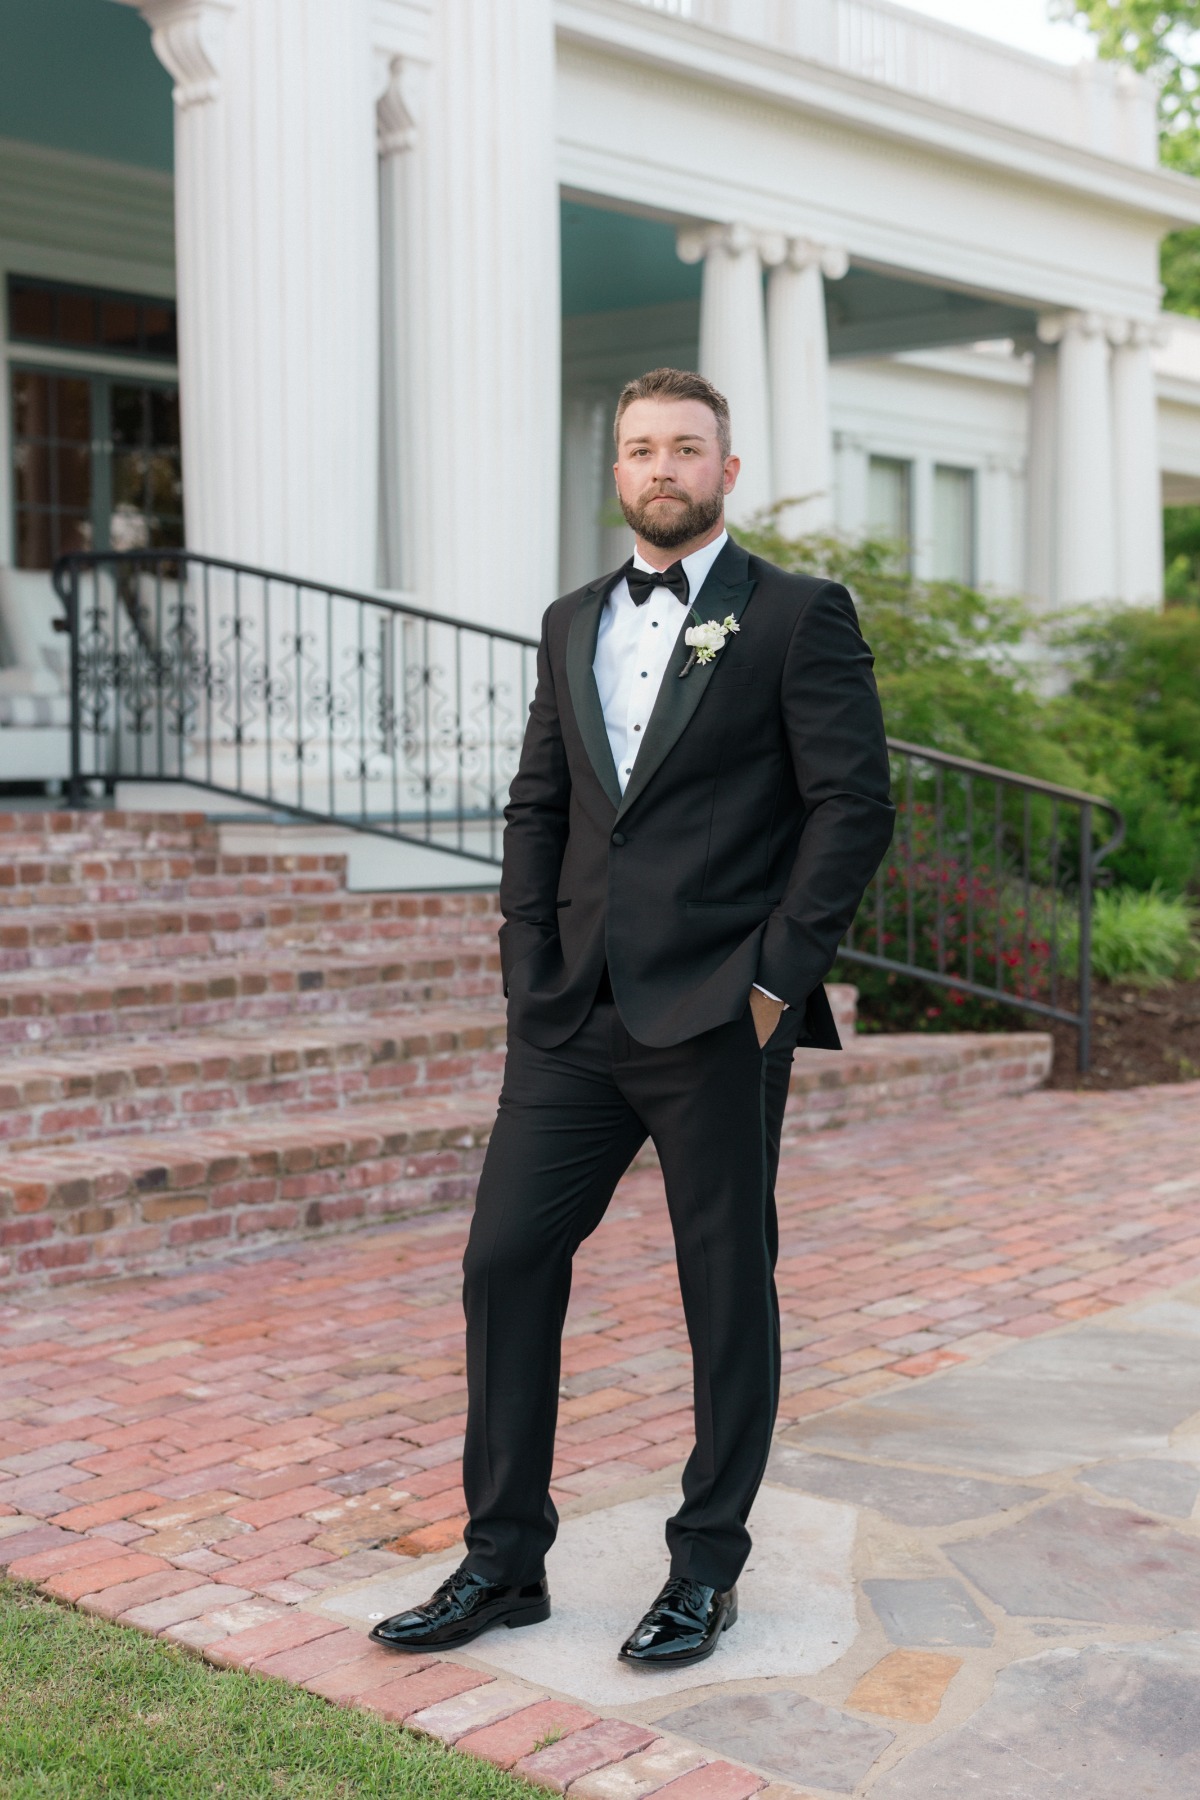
[622,0,1158,167]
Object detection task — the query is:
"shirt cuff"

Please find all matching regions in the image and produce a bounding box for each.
[752,983,786,1008]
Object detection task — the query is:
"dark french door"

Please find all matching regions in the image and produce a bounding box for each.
[11,367,183,570]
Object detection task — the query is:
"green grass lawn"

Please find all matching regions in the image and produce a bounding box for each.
[0,1581,536,1799]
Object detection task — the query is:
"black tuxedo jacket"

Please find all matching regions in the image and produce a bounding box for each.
[498,536,895,1050]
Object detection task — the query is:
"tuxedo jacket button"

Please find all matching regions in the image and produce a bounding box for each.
[611,831,626,846]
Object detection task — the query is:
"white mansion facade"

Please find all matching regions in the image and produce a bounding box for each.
[5,0,1200,682]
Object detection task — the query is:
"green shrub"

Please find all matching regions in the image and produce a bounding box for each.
[734,517,1200,896]
[1062,884,1200,986]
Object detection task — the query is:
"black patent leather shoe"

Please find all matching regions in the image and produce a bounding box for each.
[618,1576,738,1668]
[369,1563,550,1651]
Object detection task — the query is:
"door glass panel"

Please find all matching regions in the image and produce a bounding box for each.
[107,381,184,553]
[11,368,182,568]
[11,370,95,569]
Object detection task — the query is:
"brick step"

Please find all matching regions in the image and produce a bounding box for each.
[0,893,503,973]
[780,1030,1054,1136]
[0,1026,1051,1292]
[0,1009,510,1148]
[2,849,507,922]
[0,809,216,853]
[0,849,352,909]
[0,945,504,1049]
[0,1094,499,1291]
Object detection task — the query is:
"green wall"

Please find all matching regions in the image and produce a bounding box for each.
[0,0,173,171]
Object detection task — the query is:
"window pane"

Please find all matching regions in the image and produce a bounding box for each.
[57,378,91,443]
[13,441,49,507]
[12,370,51,439]
[867,456,912,553]
[57,291,97,345]
[143,305,177,357]
[100,299,140,352]
[148,514,184,549]
[149,387,180,445]
[110,385,146,446]
[56,444,91,510]
[9,281,54,340]
[932,465,975,584]
[60,514,93,555]
[112,451,145,507]
[16,510,52,570]
[6,277,177,361]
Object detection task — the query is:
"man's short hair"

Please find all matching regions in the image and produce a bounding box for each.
[614,367,731,459]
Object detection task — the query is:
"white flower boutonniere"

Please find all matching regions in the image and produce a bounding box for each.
[680,612,740,678]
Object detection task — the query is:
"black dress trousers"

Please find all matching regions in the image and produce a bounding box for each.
[460,998,798,1593]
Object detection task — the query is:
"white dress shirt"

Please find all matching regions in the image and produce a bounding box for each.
[593,531,728,795]
[592,531,785,1009]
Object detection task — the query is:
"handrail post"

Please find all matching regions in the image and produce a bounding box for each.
[1077,801,1094,1074]
[55,560,85,811]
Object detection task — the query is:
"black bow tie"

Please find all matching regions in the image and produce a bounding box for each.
[626,561,690,607]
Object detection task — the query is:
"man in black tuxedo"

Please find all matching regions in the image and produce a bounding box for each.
[373,367,894,1669]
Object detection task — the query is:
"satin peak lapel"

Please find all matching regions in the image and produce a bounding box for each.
[615,539,756,823]
[565,574,623,811]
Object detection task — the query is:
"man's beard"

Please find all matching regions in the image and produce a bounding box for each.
[619,480,724,551]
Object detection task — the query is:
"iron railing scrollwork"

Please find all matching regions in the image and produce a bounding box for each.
[54,549,1124,1069]
[54,549,535,867]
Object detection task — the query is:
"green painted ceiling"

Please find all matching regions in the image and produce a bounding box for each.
[0,0,173,171]
[561,201,701,316]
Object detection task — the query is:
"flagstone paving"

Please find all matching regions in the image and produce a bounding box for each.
[2,1077,1200,1795]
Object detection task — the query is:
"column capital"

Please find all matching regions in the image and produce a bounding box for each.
[1036,309,1107,345]
[121,0,237,109]
[676,221,761,265]
[377,54,425,157]
[789,238,849,280]
[1108,317,1169,351]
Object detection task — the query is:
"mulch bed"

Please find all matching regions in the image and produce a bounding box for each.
[1044,979,1200,1091]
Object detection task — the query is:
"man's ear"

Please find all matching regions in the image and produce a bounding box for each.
[723,455,741,495]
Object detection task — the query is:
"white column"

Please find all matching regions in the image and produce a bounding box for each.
[1024,335,1058,606]
[378,55,425,594]
[1111,321,1164,608]
[383,0,559,632]
[763,238,847,535]
[559,391,608,591]
[129,0,380,588]
[1040,310,1116,608]
[677,223,772,526]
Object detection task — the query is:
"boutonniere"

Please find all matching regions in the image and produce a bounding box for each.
[680,612,740,678]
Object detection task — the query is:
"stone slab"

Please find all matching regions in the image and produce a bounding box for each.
[864,1577,994,1648]
[947,1495,1200,1627]
[313,1485,856,1706]
[872,1638,1200,1799]
[797,1328,1200,1478]
[846,1650,961,1723]
[766,1445,1041,1526]
[653,1691,893,1794]
[1078,1458,1200,1518]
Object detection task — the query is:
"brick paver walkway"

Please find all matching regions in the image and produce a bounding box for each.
[3,1081,1198,1573]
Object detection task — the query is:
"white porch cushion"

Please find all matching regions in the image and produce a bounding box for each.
[0,566,69,681]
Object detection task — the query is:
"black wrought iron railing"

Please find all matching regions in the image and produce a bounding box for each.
[54,549,1124,1069]
[54,548,538,866]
